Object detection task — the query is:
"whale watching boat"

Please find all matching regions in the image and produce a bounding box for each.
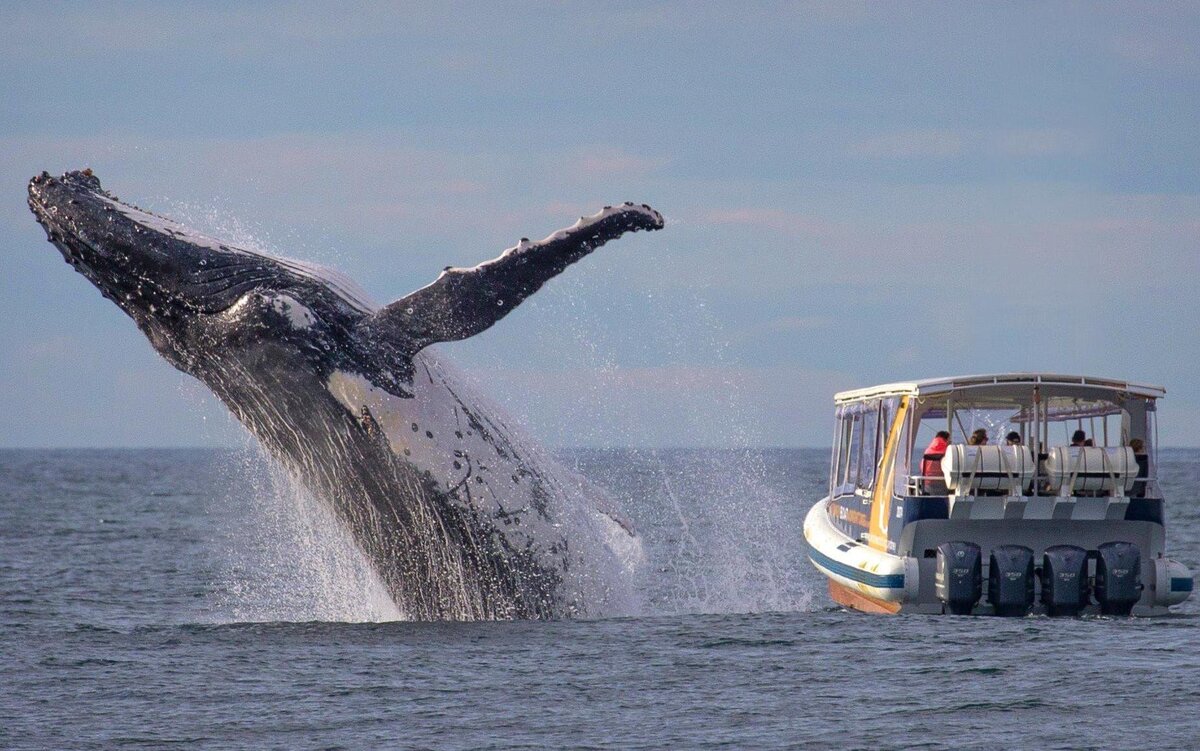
[804,373,1194,616]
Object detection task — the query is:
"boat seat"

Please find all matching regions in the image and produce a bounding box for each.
[1044,446,1137,496]
[941,444,1035,495]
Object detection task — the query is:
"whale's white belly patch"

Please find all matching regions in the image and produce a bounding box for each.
[326,364,545,523]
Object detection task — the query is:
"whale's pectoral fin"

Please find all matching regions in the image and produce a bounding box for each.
[369,203,664,354]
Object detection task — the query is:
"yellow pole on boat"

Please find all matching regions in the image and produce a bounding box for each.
[869,396,910,552]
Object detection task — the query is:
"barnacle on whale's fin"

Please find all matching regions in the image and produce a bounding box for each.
[366,203,664,354]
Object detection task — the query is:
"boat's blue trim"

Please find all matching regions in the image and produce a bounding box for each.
[808,547,905,590]
[1171,577,1194,593]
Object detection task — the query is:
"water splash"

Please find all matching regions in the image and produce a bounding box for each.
[631,448,815,616]
[175,205,815,620]
[212,444,403,623]
[464,240,819,616]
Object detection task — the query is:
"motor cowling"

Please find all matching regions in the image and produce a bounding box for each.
[1095,541,1142,616]
[1040,545,1089,617]
[1153,558,1194,607]
[936,541,982,615]
[988,545,1035,617]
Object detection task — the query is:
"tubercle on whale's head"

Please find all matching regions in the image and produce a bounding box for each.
[27,169,367,366]
[29,170,261,320]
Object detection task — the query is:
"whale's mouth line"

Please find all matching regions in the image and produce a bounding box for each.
[28,176,269,320]
[30,170,380,321]
[28,194,133,307]
[30,199,183,319]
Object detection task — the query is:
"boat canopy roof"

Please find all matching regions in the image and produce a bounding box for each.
[833,373,1165,405]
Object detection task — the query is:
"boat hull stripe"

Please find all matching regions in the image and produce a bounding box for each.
[808,546,905,589]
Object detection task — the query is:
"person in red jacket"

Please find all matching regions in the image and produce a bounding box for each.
[921,430,951,494]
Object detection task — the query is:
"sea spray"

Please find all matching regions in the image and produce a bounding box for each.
[468,242,818,616]
[538,253,816,615]
[173,201,810,620]
[212,443,403,623]
[565,448,816,616]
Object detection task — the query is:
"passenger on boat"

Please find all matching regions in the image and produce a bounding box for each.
[1071,430,1087,446]
[1130,438,1149,498]
[921,431,950,495]
[967,428,988,446]
[1005,431,1022,445]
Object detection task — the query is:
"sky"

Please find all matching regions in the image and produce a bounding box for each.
[1,2,1198,448]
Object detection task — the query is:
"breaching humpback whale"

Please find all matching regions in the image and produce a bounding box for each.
[28,169,663,620]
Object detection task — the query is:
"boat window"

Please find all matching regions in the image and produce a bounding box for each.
[856,400,880,491]
[830,407,853,496]
[1037,397,1129,448]
[844,413,861,493]
[907,401,1035,494]
[1144,406,1159,497]
[829,410,842,498]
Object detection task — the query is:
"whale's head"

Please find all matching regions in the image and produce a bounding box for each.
[28,170,382,376]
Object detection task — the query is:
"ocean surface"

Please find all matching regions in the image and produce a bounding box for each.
[2,447,1198,750]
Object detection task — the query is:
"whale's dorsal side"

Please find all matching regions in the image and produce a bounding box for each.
[366,203,664,355]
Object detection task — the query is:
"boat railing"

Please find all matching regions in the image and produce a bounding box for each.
[903,466,1160,499]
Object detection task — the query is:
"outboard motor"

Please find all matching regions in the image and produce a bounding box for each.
[936,541,982,615]
[1095,541,1143,616]
[987,545,1035,617]
[1041,545,1089,617]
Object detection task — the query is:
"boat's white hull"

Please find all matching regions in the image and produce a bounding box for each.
[803,497,917,611]
[804,496,1193,615]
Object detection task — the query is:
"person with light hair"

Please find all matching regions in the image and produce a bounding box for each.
[1130,438,1149,498]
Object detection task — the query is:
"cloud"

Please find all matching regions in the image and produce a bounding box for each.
[697,208,839,237]
[0,3,451,58]
[848,129,966,159]
[1110,28,1200,69]
[24,335,81,362]
[671,198,1200,298]
[613,1,880,33]
[477,362,855,447]
[989,129,1097,157]
[757,316,833,333]
[847,128,1097,160]
[2,132,565,242]
[570,146,668,179]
